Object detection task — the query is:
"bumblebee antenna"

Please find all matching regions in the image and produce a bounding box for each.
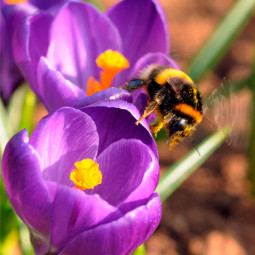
[203,115,218,130]
[188,137,201,156]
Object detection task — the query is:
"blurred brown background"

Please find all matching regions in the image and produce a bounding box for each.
[101,0,255,254]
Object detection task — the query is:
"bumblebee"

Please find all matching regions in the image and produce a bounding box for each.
[124,65,203,149]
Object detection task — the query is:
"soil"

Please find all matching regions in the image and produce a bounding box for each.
[101,0,255,254]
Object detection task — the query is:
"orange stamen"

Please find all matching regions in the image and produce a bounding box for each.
[87,50,129,96]
[4,0,28,4]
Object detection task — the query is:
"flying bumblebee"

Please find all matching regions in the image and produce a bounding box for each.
[123,65,203,149]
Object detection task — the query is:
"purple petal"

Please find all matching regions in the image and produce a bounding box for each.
[13,12,53,91]
[73,88,132,109]
[2,2,38,32]
[29,107,99,187]
[37,57,86,112]
[129,52,180,79]
[107,0,169,85]
[87,139,159,206]
[0,2,37,101]
[59,193,161,255]
[1,130,51,244]
[122,144,159,204]
[46,1,121,90]
[0,12,23,101]
[30,0,66,10]
[44,182,120,253]
[82,100,158,156]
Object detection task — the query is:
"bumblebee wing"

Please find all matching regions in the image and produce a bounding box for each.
[204,79,247,149]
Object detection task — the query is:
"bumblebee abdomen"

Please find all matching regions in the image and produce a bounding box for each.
[173,103,203,124]
[180,85,203,113]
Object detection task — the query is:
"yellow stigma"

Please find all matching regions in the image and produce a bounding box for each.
[87,50,129,96]
[70,159,102,190]
[4,0,28,4]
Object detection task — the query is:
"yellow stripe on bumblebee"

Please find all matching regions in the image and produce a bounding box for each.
[174,103,203,124]
[155,68,194,85]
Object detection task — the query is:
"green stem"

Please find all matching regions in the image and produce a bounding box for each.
[156,126,231,202]
[19,88,37,135]
[187,0,255,82]
[132,244,146,255]
[0,98,11,155]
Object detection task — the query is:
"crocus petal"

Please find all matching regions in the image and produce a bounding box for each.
[82,100,158,156]
[107,0,169,86]
[13,11,53,91]
[2,2,38,32]
[30,0,66,10]
[37,57,86,112]
[1,130,51,241]
[108,0,169,60]
[44,182,121,254]
[1,2,38,101]
[73,88,132,109]
[47,1,121,90]
[122,143,159,204]
[29,107,99,187]
[0,12,22,101]
[88,139,159,206]
[1,6,30,101]
[59,193,161,255]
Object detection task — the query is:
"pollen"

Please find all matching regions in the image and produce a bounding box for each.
[70,159,102,190]
[87,50,129,96]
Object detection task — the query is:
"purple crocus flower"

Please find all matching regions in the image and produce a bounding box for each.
[0,0,66,101]
[2,100,161,255]
[13,0,179,112]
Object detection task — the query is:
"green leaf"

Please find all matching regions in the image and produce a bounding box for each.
[187,0,255,82]
[156,126,231,202]
[85,0,105,11]
[0,177,19,247]
[132,244,146,255]
[18,87,37,135]
[18,219,34,255]
[6,84,28,137]
[0,98,10,155]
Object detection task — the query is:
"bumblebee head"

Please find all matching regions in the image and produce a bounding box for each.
[168,117,195,149]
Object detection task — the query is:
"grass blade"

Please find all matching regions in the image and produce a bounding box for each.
[0,99,10,155]
[132,244,146,255]
[187,0,255,82]
[156,126,231,202]
[18,88,37,135]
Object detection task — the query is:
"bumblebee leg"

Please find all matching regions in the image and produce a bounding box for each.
[150,121,164,137]
[122,79,146,92]
[150,113,173,136]
[135,101,158,125]
[135,89,166,125]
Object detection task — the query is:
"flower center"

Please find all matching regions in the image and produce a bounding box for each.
[70,159,102,190]
[87,49,129,96]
